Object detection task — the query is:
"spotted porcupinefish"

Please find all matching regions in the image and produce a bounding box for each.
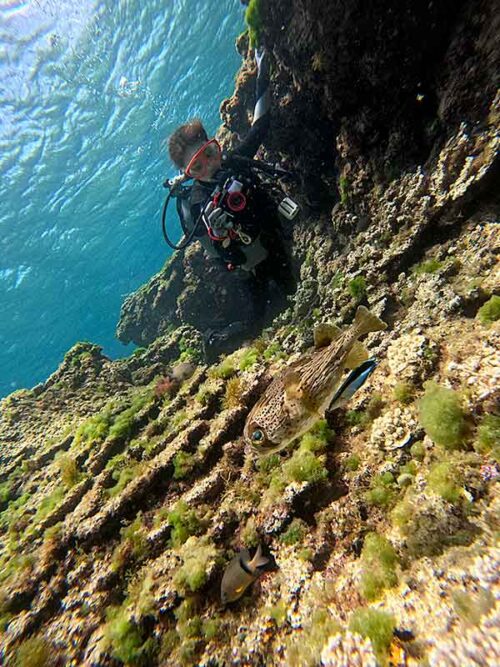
[244,306,387,456]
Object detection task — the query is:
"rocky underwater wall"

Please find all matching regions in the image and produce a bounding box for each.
[0,0,499,665]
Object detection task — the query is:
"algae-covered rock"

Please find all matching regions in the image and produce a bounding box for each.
[1,0,500,665]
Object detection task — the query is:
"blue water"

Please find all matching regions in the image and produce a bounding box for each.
[0,0,244,398]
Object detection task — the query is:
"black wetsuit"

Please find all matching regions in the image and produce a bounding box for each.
[184,51,295,358]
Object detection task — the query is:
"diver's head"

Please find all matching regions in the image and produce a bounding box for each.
[167,118,221,180]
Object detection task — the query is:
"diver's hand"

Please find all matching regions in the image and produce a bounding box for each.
[203,201,232,235]
[168,173,187,191]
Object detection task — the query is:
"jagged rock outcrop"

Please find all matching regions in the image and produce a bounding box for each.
[1,1,499,666]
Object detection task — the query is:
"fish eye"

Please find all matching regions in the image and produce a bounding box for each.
[251,429,264,443]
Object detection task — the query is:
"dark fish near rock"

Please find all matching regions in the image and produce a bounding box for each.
[244,306,387,456]
[221,544,269,604]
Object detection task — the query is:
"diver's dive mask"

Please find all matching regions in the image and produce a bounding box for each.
[184,139,222,180]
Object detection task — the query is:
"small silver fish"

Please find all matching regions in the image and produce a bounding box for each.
[244,306,387,456]
[220,544,269,605]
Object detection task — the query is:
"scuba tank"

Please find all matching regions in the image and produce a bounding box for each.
[161,152,300,252]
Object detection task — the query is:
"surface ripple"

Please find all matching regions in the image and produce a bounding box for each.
[0,0,244,396]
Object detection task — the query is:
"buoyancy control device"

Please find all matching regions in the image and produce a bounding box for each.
[160,152,300,252]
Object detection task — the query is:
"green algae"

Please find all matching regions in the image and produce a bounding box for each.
[349,608,395,664]
[245,0,263,47]
[475,413,500,461]
[344,454,361,471]
[34,486,66,523]
[259,425,330,507]
[222,376,243,409]
[411,258,444,274]
[346,395,383,429]
[0,480,14,504]
[298,547,313,561]
[286,608,340,667]
[301,419,334,452]
[365,472,396,507]
[10,636,53,667]
[410,440,426,460]
[111,515,149,572]
[359,533,398,601]
[256,453,281,474]
[73,410,112,448]
[477,295,500,324]
[103,606,156,665]
[418,382,467,449]
[202,617,221,640]
[331,271,345,288]
[263,342,286,361]
[282,448,328,484]
[174,536,219,594]
[173,451,196,480]
[393,381,416,404]
[57,453,82,488]
[391,495,415,534]
[109,389,153,440]
[165,500,203,547]
[210,355,237,379]
[238,347,260,371]
[241,516,259,547]
[348,275,367,301]
[427,460,463,503]
[280,518,307,545]
[126,572,156,619]
[178,336,202,363]
[339,175,351,206]
[106,462,140,498]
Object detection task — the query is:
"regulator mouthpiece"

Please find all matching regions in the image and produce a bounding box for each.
[278,196,300,220]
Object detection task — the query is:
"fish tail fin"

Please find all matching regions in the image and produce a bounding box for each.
[354,305,387,337]
[250,544,269,571]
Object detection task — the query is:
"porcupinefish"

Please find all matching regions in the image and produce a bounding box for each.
[244,306,387,456]
[221,544,269,605]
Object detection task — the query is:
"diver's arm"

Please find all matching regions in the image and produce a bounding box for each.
[234,47,271,159]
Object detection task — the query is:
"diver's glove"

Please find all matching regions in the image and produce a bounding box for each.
[202,201,233,237]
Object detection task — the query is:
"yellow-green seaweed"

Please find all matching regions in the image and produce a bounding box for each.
[359,533,398,601]
[349,608,395,663]
[418,381,467,449]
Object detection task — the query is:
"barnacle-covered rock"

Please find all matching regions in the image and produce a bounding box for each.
[386,334,438,385]
[321,631,377,667]
[428,607,500,667]
[370,406,418,451]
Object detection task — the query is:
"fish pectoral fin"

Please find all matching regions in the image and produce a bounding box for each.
[313,323,342,348]
[344,341,369,370]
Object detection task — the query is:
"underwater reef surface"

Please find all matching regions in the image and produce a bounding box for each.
[1,0,499,665]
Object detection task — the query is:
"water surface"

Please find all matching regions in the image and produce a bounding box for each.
[0,0,244,397]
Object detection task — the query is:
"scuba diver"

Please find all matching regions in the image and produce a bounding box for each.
[163,47,298,359]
